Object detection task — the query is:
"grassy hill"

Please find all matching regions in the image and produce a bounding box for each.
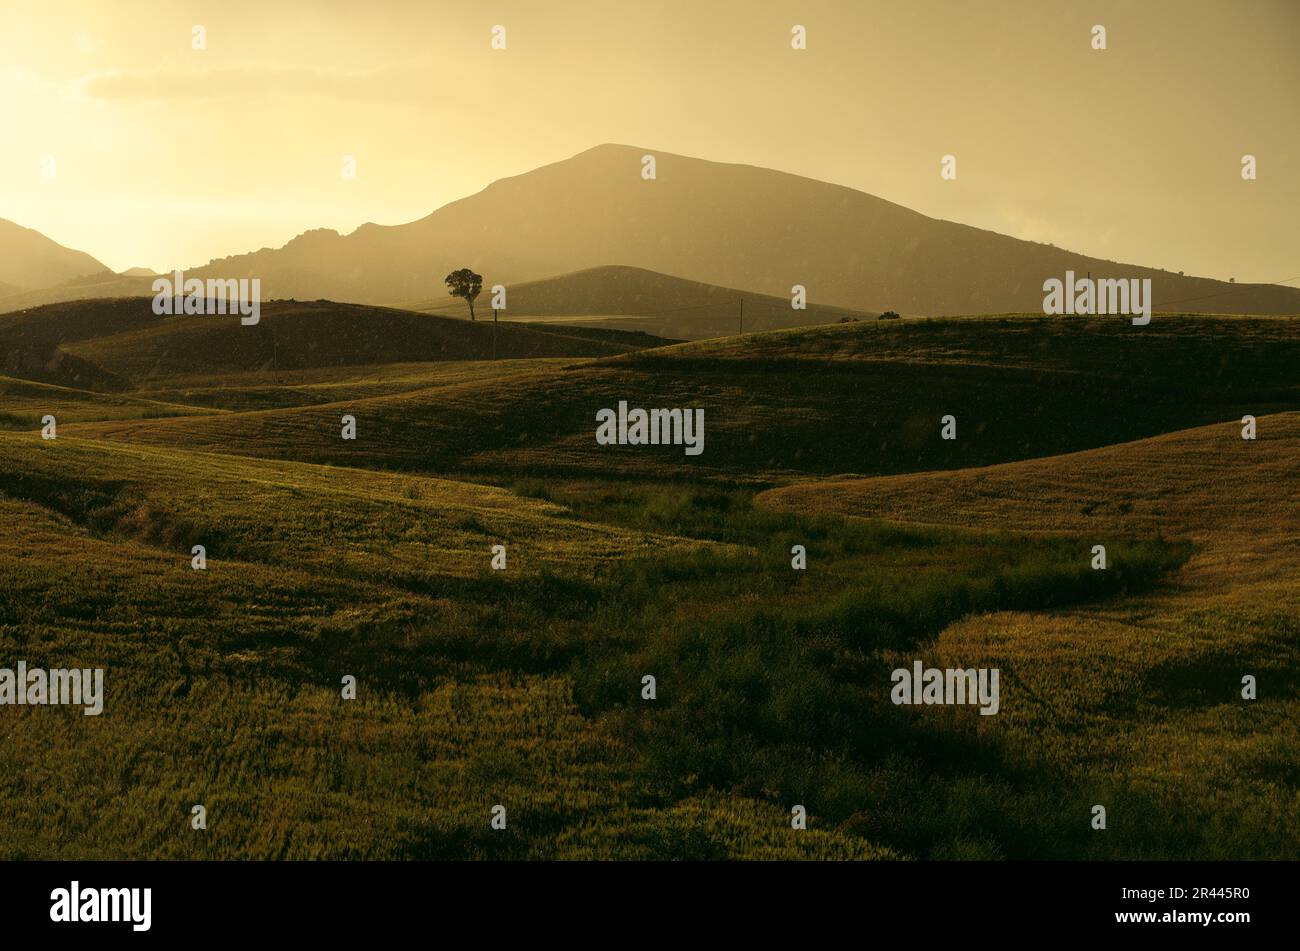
[0,428,1187,859]
[756,413,1300,856]
[0,297,671,393]
[5,308,1298,860]
[116,359,581,413]
[63,314,1300,484]
[0,374,213,428]
[2,432,836,860]
[411,265,874,340]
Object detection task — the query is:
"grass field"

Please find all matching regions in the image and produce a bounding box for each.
[759,412,1300,856]
[1,303,1296,859]
[54,312,1300,485]
[0,374,215,427]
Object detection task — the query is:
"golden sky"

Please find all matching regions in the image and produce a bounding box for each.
[2,0,1296,282]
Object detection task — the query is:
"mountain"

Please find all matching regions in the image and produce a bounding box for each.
[409,265,873,339]
[186,144,1300,316]
[0,218,108,289]
[119,267,159,277]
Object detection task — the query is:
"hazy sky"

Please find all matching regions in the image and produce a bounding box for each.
[2,0,1296,282]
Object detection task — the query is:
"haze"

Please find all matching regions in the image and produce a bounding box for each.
[1,0,1296,282]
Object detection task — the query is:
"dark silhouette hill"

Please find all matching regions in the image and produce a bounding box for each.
[0,218,108,289]
[411,265,873,339]
[0,297,670,386]
[182,144,1300,316]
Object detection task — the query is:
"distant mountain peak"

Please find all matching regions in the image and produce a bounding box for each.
[8,148,1300,318]
[284,227,343,246]
[0,218,108,290]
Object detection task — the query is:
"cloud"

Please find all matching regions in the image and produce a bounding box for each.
[79,63,429,102]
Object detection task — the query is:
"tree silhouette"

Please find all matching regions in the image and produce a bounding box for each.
[445,268,483,321]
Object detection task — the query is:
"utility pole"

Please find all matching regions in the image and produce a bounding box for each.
[738,297,744,336]
[492,308,498,360]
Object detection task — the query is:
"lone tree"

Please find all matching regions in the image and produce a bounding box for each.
[445,268,483,321]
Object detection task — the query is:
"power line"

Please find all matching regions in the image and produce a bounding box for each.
[1155,274,1300,308]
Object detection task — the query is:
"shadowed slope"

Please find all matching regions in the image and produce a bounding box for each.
[757,412,1300,553]
[756,413,1300,857]
[63,315,1300,484]
[0,297,670,389]
[411,264,873,340]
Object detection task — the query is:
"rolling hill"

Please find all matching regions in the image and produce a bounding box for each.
[178,144,1300,316]
[754,412,1300,857]
[0,373,213,427]
[0,425,1185,860]
[5,301,1298,859]
[4,431,853,860]
[58,314,1300,483]
[0,297,671,390]
[0,270,156,313]
[757,410,1300,547]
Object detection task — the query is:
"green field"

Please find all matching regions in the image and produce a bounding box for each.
[1,301,1296,859]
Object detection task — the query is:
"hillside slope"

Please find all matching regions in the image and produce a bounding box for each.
[63,315,1300,483]
[0,218,108,289]
[753,412,1300,856]
[5,433,871,860]
[411,264,873,340]
[0,271,155,313]
[0,297,669,387]
[758,413,1300,548]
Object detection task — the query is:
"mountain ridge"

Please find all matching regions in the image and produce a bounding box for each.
[6,145,1299,317]
[187,143,1300,315]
